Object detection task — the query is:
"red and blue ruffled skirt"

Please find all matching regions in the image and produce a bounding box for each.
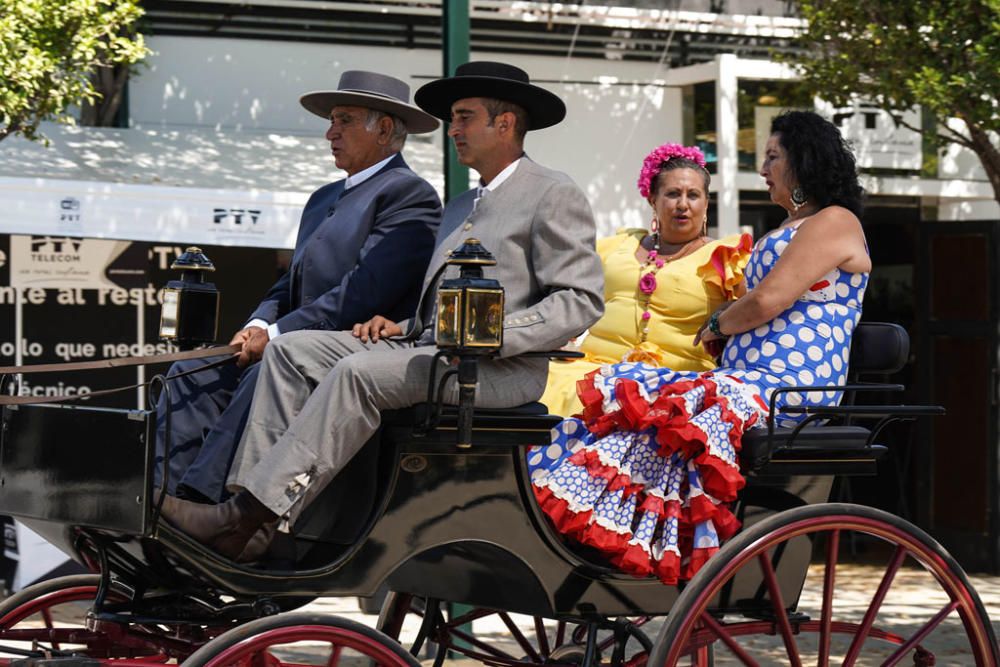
[529,362,769,585]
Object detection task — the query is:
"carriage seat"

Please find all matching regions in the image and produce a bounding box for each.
[739,321,915,477]
[381,401,559,451]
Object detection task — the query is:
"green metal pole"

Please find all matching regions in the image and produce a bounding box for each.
[442,3,473,653]
[443,0,470,202]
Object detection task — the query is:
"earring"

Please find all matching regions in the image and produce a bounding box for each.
[650,215,659,237]
[790,186,808,212]
[702,216,708,236]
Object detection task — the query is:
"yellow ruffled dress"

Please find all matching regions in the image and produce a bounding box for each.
[540,229,752,417]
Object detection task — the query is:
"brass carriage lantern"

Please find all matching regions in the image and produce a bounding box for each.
[158,247,220,349]
[435,238,504,353]
[434,239,504,449]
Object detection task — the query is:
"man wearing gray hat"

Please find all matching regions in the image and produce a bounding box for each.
[155,71,442,506]
[160,62,604,562]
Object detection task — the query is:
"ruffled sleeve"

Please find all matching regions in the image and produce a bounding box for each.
[697,233,752,301]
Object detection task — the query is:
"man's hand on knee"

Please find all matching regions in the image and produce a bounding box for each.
[238,327,270,367]
[229,328,253,347]
[353,315,402,343]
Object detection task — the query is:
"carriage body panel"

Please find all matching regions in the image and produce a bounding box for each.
[2,402,835,619]
[0,322,995,665]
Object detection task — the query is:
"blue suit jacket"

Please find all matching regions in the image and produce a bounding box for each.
[250,153,441,331]
[156,154,440,501]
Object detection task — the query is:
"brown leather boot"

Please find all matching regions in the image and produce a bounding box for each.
[160,491,277,560]
[235,520,278,563]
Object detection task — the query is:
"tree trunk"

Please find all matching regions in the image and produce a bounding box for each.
[966,123,1000,210]
[80,64,128,128]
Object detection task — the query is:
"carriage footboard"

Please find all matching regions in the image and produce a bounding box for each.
[0,403,153,534]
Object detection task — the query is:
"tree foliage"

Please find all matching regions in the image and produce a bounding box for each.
[0,0,149,143]
[789,0,1000,205]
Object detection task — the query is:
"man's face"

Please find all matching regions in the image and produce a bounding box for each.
[325,105,386,176]
[447,97,500,171]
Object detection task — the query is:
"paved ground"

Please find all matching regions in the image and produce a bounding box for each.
[301,563,1000,665]
[1,563,996,665]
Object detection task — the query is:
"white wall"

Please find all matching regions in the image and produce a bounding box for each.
[131,36,683,237]
[939,199,1000,221]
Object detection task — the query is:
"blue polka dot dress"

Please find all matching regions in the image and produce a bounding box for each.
[529,223,869,585]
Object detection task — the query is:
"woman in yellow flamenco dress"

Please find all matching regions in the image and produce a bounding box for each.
[540,143,751,417]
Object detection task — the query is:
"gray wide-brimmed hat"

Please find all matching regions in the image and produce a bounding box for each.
[300,70,440,134]
[414,61,566,130]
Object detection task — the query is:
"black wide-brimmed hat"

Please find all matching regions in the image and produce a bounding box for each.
[300,70,439,134]
[414,61,566,130]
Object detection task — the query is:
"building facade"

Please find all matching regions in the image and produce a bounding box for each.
[0,0,997,570]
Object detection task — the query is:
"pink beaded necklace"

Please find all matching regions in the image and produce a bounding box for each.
[631,233,708,353]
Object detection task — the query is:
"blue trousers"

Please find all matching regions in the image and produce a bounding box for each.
[154,357,261,502]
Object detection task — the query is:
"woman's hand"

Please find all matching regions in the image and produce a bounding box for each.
[694,303,733,347]
[353,316,402,343]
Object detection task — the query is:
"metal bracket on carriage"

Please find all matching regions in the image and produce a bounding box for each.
[764,382,945,451]
[414,349,585,446]
[0,344,241,406]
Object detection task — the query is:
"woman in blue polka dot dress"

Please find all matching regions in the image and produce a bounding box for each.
[530,111,872,585]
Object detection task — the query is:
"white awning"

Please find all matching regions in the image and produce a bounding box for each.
[0,123,444,249]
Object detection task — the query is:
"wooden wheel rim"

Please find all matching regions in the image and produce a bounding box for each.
[198,624,415,667]
[657,508,997,666]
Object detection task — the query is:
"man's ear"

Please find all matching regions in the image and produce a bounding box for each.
[497,111,514,134]
[377,116,394,144]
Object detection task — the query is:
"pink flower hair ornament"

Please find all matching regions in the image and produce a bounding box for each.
[637,143,707,199]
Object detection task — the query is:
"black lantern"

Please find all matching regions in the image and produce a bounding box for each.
[433,239,504,448]
[158,247,220,349]
[435,238,504,353]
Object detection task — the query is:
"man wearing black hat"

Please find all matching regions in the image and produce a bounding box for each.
[155,71,442,506]
[160,62,604,562]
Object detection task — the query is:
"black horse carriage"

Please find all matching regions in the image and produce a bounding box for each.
[0,249,996,666]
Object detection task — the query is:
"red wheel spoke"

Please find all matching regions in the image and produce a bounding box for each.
[880,600,960,667]
[40,607,63,652]
[326,643,343,667]
[818,528,839,667]
[843,544,907,666]
[697,611,760,666]
[496,612,540,662]
[757,552,802,667]
[555,620,566,648]
[533,617,550,659]
[441,607,496,629]
[445,626,519,661]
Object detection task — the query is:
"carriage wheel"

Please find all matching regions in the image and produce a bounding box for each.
[0,573,147,662]
[649,503,1000,666]
[181,613,420,667]
[377,592,653,666]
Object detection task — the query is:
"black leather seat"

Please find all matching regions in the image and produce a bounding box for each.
[740,321,911,476]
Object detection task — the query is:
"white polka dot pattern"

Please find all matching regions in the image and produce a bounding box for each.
[720,224,868,427]
[527,223,869,584]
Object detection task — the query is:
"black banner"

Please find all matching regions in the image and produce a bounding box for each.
[0,235,282,409]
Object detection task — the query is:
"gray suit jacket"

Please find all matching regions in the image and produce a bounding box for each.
[402,157,604,359]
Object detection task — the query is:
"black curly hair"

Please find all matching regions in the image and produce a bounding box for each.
[770,110,865,219]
